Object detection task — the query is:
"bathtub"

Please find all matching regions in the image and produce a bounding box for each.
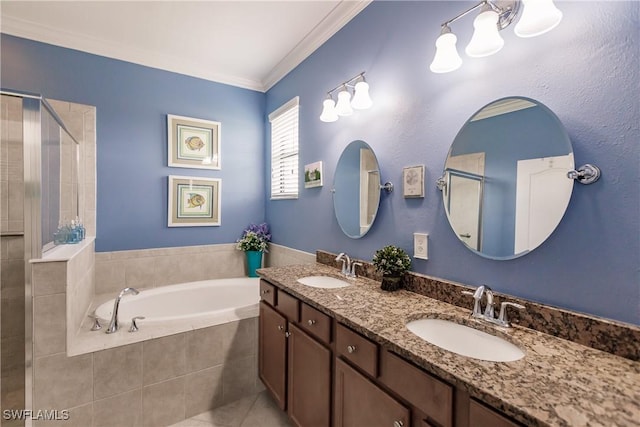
[94,277,260,326]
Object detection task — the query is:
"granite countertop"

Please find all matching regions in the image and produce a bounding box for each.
[258,263,640,427]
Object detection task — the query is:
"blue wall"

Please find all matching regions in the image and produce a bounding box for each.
[1,1,638,326]
[1,34,265,252]
[265,1,640,325]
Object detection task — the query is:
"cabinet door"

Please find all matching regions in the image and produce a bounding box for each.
[335,358,410,427]
[469,400,522,427]
[259,301,288,410]
[288,323,331,427]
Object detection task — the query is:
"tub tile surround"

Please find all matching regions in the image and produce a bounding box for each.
[258,261,640,426]
[27,241,312,426]
[316,250,640,361]
[32,317,262,427]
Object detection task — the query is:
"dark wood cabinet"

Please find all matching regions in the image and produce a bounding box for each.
[468,399,522,427]
[258,281,332,427]
[259,278,524,427]
[258,301,287,410]
[288,322,331,427]
[379,350,453,427]
[335,358,410,427]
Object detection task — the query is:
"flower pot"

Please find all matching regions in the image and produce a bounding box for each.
[381,274,402,292]
[246,251,263,277]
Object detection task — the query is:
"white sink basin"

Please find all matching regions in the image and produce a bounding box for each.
[406,318,525,362]
[297,276,351,289]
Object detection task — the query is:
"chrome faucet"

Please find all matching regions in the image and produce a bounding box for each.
[335,253,351,276]
[462,285,524,328]
[350,262,363,278]
[106,287,139,334]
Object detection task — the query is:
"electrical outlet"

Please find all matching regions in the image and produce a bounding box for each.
[414,233,428,260]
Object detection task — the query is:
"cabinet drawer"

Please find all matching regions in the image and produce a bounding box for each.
[380,350,453,427]
[469,399,522,427]
[259,280,276,306]
[300,303,332,345]
[336,323,378,377]
[276,290,299,322]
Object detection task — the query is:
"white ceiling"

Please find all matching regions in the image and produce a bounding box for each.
[0,1,371,92]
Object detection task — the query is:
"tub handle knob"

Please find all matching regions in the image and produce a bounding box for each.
[129,316,145,333]
[88,314,102,331]
[307,319,316,326]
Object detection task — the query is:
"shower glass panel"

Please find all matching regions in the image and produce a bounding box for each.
[40,100,79,252]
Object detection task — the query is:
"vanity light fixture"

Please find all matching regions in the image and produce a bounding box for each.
[429,0,562,73]
[319,72,373,123]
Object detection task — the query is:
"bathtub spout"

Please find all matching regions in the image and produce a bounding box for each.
[106,287,140,334]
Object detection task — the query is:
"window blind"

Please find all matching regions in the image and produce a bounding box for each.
[269,97,299,200]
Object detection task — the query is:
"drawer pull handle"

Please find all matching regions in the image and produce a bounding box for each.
[393,421,404,427]
[285,332,291,338]
[277,325,284,331]
[347,345,357,354]
[261,289,270,294]
[307,319,316,326]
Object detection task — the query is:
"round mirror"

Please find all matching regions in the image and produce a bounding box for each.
[441,97,574,260]
[333,140,381,238]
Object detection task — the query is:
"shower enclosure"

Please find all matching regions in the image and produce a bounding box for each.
[1,90,81,427]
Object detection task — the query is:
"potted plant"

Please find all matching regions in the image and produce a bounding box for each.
[236,223,271,277]
[372,245,412,291]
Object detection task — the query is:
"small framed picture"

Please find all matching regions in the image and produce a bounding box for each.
[168,175,221,227]
[168,114,221,170]
[403,165,425,198]
[304,161,323,188]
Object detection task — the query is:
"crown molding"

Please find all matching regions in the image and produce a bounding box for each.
[261,0,372,91]
[2,1,371,93]
[1,14,265,91]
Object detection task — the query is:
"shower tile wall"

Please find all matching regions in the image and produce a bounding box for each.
[1,94,25,427]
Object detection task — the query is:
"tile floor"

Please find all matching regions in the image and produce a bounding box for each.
[169,390,292,427]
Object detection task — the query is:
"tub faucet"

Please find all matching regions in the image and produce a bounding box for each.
[106,287,139,334]
[335,253,351,276]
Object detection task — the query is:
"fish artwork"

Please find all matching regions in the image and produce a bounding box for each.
[187,193,206,209]
[184,136,205,151]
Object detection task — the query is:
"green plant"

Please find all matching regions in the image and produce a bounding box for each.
[372,245,411,276]
[236,223,271,252]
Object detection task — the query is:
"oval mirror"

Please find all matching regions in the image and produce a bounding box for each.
[333,140,381,238]
[441,97,574,260]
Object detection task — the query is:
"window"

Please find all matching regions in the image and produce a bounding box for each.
[269,97,299,199]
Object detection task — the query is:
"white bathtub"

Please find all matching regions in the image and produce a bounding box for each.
[94,277,260,326]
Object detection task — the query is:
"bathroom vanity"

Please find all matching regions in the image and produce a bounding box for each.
[258,262,640,427]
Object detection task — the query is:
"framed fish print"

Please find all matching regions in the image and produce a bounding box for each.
[168,175,221,226]
[168,114,221,169]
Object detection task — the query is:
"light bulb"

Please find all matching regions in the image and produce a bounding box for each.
[430,27,462,73]
[335,87,353,116]
[319,97,338,122]
[465,6,504,58]
[351,81,373,109]
[515,0,562,38]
